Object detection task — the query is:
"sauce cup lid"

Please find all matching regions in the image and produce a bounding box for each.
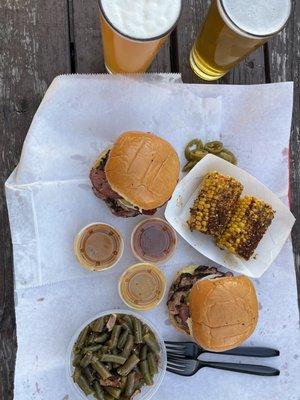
[74,223,124,271]
[131,218,177,264]
[119,263,166,311]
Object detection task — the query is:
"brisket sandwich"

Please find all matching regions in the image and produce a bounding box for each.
[90,131,180,218]
[167,265,259,352]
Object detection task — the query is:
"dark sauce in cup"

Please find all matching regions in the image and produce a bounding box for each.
[131,218,177,264]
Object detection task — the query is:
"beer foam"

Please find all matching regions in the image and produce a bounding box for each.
[221,0,291,36]
[100,0,181,39]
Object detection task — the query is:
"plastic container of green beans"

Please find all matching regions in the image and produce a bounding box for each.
[66,309,167,400]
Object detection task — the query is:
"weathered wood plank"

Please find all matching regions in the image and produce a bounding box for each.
[266,3,300,303]
[0,1,71,399]
[176,0,265,84]
[72,0,171,74]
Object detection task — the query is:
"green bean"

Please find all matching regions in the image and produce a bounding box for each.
[109,325,121,349]
[219,149,237,165]
[100,354,126,365]
[76,374,94,396]
[104,387,122,399]
[182,160,199,172]
[104,395,115,400]
[94,332,110,344]
[124,371,135,398]
[140,344,148,361]
[83,344,103,353]
[76,326,89,349]
[72,353,82,367]
[101,345,109,354]
[134,378,145,391]
[117,354,140,376]
[121,334,134,358]
[92,317,106,333]
[120,322,132,333]
[72,366,81,382]
[120,376,127,391]
[105,362,112,371]
[133,318,143,344]
[117,329,129,350]
[140,360,153,386]
[185,139,203,160]
[91,358,112,380]
[142,324,150,336]
[93,381,106,400]
[122,315,133,330]
[83,365,95,383]
[147,352,158,376]
[132,346,140,356]
[80,351,93,368]
[133,365,142,376]
[143,334,160,355]
[204,141,224,154]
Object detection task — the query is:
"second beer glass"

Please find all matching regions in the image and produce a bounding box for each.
[190,0,291,81]
[98,0,182,74]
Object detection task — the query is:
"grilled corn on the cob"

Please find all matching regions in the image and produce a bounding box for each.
[188,172,243,236]
[217,195,275,260]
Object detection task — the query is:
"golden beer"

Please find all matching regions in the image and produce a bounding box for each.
[98,0,182,74]
[190,0,291,81]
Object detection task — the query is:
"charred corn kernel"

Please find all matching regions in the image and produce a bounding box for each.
[217,195,275,260]
[187,172,243,236]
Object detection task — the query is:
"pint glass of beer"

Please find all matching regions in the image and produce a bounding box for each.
[190,0,291,81]
[98,0,182,74]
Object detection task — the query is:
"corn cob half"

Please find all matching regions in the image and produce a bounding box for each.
[217,195,275,260]
[188,171,243,237]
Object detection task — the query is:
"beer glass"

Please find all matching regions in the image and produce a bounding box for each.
[98,0,182,74]
[190,0,291,81]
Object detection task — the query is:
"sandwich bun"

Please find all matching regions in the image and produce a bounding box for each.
[105,131,180,210]
[189,276,258,352]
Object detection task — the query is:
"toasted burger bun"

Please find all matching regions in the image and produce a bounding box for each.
[189,276,258,352]
[105,131,180,211]
[168,265,225,337]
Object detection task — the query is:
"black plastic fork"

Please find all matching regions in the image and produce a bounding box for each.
[165,341,280,358]
[167,356,280,377]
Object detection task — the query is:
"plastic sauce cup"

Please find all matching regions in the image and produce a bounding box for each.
[131,218,177,264]
[74,223,124,272]
[119,263,167,311]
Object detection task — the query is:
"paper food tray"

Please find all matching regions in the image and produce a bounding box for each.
[165,154,295,278]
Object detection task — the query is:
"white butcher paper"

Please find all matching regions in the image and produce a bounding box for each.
[5,74,300,400]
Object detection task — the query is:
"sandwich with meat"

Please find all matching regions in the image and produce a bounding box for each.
[90,131,180,217]
[167,265,259,352]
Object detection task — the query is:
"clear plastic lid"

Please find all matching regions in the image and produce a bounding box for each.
[131,218,177,264]
[119,263,166,311]
[74,223,124,271]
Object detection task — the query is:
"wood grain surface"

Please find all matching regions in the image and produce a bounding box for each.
[0,0,299,399]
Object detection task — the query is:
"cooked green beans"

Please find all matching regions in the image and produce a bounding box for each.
[72,314,160,400]
[93,381,106,400]
[91,359,112,380]
[80,352,93,368]
[183,138,238,171]
[140,360,153,386]
[140,345,148,361]
[109,325,121,349]
[76,374,94,396]
[117,354,140,376]
[117,329,129,350]
[104,387,122,399]
[133,318,143,344]
[124,371,135,397]
[121,334,134,358]
[100,354,126,365]
[92,317,106,333]
[147,352,158,375]
[143,334,160,355]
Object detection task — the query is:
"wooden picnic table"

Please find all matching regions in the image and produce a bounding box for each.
[0,1,299,398]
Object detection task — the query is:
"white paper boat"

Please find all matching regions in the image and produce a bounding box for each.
[165,154,295,278]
